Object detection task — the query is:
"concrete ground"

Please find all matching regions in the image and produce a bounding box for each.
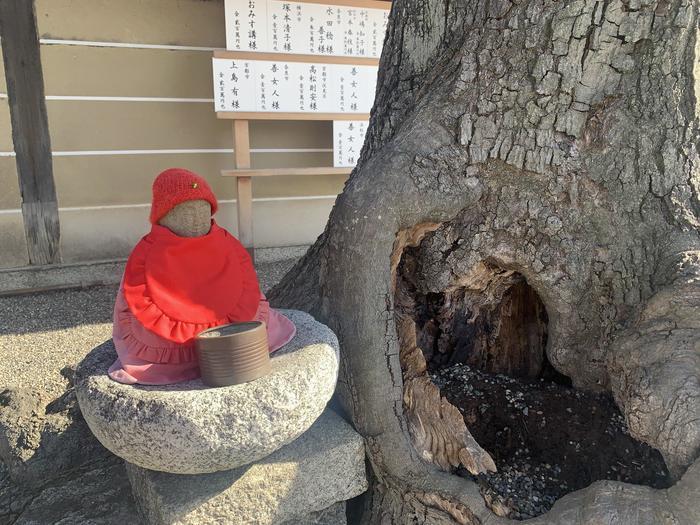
[0,247,305,398]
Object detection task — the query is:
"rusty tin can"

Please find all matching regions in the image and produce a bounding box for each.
[195,321,271,387]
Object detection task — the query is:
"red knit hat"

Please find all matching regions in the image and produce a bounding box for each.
[149,168,218,224]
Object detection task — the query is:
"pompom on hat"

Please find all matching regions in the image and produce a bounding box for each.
[149,168,218,224]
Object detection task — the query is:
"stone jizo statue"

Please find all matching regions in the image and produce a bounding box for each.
[108,168,296,385]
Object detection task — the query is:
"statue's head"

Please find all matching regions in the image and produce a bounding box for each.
[149,168,218,237]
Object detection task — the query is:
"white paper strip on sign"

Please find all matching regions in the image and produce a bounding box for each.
[333,120,368,167]
[212,57,378,114]
[224,0,390,58]
[225,0,269,51]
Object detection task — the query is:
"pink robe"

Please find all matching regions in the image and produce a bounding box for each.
[108,281,296,385]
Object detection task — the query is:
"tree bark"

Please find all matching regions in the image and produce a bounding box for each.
[271,0,700,522]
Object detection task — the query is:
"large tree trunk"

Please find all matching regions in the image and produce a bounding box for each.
[271,0,700,522]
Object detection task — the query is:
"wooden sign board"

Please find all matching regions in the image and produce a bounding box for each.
[213,51,378,119]
[225,0,390,58]
[215,0,391,254]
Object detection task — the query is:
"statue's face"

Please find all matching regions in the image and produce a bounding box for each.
[159,200,212,237]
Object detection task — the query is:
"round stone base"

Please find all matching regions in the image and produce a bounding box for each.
[75,310,339,474]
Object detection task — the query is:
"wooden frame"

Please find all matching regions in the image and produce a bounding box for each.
[229,119,352,259]
[218,112,369,121]
[0,0,61,265]
[295,0,391,9]
[219,0,387,256]
[233,120,254,257]
[213,49,380,66]
[223,167,353,177]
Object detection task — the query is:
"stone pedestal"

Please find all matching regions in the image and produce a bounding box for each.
[125,410,367,525]
[75,310,340,474]
[75,310,368,523]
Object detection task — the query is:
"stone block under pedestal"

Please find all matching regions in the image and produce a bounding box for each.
[125,410,367,525]
[282,501,347,524]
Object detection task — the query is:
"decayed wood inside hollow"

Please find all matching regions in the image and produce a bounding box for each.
[392,224,496,476]
[392,224,556,479]
[405,257,549,379]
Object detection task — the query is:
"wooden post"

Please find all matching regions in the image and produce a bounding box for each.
[0,0,61,265]
[233,120,255,260]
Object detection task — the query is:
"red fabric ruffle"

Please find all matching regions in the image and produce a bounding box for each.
[123,221,261,344]
[114,295,196,364]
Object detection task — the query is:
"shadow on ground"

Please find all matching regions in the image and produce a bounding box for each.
[0,285,118,336]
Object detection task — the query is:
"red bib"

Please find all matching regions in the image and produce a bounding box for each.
[123,222,261,343]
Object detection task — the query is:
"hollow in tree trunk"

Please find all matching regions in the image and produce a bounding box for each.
[271,0,700,522]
